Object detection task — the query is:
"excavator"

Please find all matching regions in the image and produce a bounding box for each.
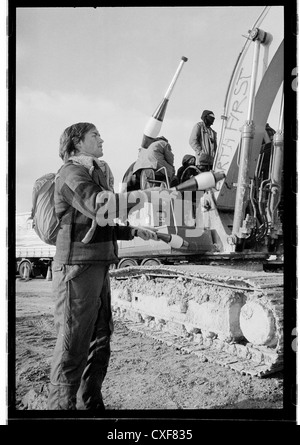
[109,6,288,377]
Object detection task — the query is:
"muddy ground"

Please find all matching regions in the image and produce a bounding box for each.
[11,276,294,424]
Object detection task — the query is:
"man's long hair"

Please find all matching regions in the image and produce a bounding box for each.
[59,122,95,161]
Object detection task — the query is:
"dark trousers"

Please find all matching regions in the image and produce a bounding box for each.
[47,262,113,410]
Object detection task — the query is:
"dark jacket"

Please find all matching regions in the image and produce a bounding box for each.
[176,154,196,182]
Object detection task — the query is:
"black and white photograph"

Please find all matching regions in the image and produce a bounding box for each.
[5,1,297,428]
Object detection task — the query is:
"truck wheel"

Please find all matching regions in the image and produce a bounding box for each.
[41,266,48,278]
[117,258,138,268]
[140,258,161,266]
[19,260,32,280]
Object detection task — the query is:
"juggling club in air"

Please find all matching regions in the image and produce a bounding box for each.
[156,232,189,248]
[141,56,188,149]
[172,171,226,192]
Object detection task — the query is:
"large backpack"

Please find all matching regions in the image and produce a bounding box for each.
[31,172,60,245]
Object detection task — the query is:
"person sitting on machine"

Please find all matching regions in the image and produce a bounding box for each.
[176,154,197,183]
[132,136,178,188]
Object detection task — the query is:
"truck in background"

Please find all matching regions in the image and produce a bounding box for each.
[16,212,55,279]
[16,212,185,278]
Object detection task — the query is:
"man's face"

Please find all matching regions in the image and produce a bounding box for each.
[205,115,215,127]
[78,127,104,158]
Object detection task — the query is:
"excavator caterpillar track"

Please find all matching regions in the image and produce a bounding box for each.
[110,265,283,377]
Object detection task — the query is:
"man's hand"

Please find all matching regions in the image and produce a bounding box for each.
[132,227,158,241]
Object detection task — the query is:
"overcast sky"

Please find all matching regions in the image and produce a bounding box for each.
[3,5,291,424]
[15,5,284,213]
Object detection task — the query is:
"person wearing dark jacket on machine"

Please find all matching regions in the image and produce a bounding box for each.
[47,122,157,410]
[189,110,217,172]
[176,154,196,183]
